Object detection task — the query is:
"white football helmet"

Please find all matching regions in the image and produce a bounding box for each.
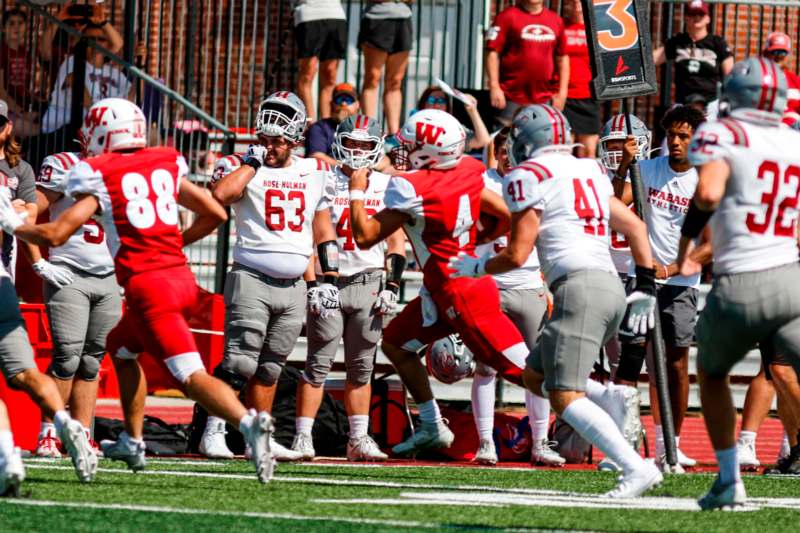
[79,98,147,156]
[332,114,384,169]
[598,114,651,170]
[255,91,307,142]
[392,109,466,170]
[426,334,475,384]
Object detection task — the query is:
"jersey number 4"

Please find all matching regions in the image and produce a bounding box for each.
[573,178,606,236]
[265,190,305,232]
[337,207,377,250]
[746,161,800,237]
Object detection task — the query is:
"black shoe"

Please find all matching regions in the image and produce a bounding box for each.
[765,444,800,475]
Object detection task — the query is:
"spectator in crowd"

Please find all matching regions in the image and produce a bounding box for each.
[358,0,414,136]
[415,85,491,151]
[293,0,348,121]
[561,0,598,158]
[485,0,569,126]
[38,18,126,165]
[0,9,41,138]
[305,83,360,165]
[760,32,800,125]
[0,100,36,279]
[653,0,733,107]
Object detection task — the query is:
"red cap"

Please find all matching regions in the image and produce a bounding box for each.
[685,0,709,15]
[765,32,792,53]
[332,83,358,100]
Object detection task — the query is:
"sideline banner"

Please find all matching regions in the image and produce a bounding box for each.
[581,0,658,100]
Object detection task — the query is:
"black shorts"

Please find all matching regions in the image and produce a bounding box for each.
[358,17,413,55]
[761,337,800,380]
[294,19,347,60]
[563,98,601,136]
[621,281,699,348]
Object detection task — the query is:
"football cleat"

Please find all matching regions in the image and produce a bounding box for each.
[101,432,146,472]
[765,444,800,475]
[270,437,303,462]
[473,438,498,466]
[697,476,746,510]
[777,435,790,463]
[392,420,455,456]
[34,428,62,458]
[736,437,760,471]
[291,433,315,461]
[240,411,274,483]
[603,461,662,498]
[199,418,234,459]
[347,435,388,462]
[655,453,685,474]
[603,383,643,450]
[60,418,98,482]
[597,457,621,472]
[677,447,697,468]
[531,439,566,467]
[0,447,25,498]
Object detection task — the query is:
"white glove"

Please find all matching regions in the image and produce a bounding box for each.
[307,286,322,316]
[0,192,26,234]
[244,144,267,166]
[625,291,656,335]
[447,251,489,279]
[317,282,340,319]
[374,288,399,316]
[32,259,74,289]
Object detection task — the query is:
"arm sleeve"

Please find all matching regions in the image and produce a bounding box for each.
[485,11,509,53]
[502,167,545,213]
[15,163,37,203]
[383,175,423,217]
[687,120,737,166]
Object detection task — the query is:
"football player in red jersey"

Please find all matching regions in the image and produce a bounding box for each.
[0,98,276,483]
[348,108,530,455]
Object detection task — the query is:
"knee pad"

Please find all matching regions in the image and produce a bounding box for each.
[616,343,647,383]
[255,360,284,386]
[76,354,103,381]
[303,351,335,387]
[345,356,374,387]
[213,364,249,391]
[301,370,325,387]
[49,354,81,380]
[165,352,206,384]
[219,353,257,383]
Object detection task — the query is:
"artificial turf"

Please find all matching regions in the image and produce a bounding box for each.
[2,458,799,532]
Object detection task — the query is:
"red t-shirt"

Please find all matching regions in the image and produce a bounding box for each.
[563,22,593,100]
[486,6,566,105]
[783,69,800,125]
[0,43,33,108]
[66,147,189,286]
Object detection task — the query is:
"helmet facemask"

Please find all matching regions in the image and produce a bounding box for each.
[333,132,383,169]
[256,102,305,142]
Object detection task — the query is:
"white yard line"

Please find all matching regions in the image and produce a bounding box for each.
[25,457,228,467]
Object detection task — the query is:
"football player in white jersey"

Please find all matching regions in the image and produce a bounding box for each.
[450,104,662,497]
[678,57,800,508]
[613,105,712,470]
[201,91,338,461]
[469,128,564,466]
[23,151,121,458]
[291,115,406,461]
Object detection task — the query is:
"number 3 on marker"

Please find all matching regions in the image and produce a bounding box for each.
[594,0,638,51]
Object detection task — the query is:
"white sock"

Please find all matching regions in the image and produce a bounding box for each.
[238,412,254,435]
[739,430,757,444]
[348,415,370,439]
[526,390,550,442]
[716,446,741,484]
[418,400,442,425]
[471,373,496,440]
[561,397,644,474]
[206,415,227,430]
[0,430,14,458]
[39,421,56,437]
[655,424,665,455]
[584,378,608,404]
[296,416,315,436]
[675,435,681,450]
[53,410,70,436]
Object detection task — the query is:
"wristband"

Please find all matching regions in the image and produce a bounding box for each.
[681,200,713,239]
[306,280,318,289]
[634,265,656,296]
[385,282,400,295]
[385,253,407,287]
[323,274,338,285]
[317,240,339,274]
[243,157,261,172]
[349,190,365,201]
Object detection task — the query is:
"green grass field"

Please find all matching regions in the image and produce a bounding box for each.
[3,458,799,532]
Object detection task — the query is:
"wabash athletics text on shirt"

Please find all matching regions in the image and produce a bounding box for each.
[65,147,189,286]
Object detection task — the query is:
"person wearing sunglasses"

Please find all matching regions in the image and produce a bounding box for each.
[653,0,733,107]
[305,83,361,167]
[761,32,800,126]
[414,86,491,152]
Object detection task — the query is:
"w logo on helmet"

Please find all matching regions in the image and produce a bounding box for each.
[415,122,445,146]
[84,106,108,129]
